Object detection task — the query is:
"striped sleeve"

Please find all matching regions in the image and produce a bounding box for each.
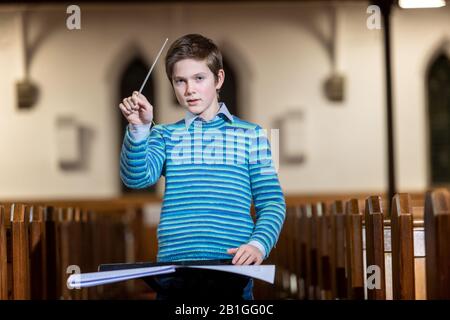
[119,124,166,189]
[248,126,286,259]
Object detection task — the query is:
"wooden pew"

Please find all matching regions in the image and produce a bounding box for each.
[290,206,300,298]
[45,206,60,299]
[0,203,33,300]
[275,205,298,299]
[262,191,449,301]
[391,193,415,299]
[80,209,96,300]
[29,205,47,300]
[308,203,320,299]
[424,188,450,299]
[317,202,332,299]
[0,200,152,300]
[292,206,303,299]
[345,199,364,299]
[0,205,8,299]
[298,205,309,300]
[11,204,31,299]
[364,196,386,300]
[412,218,426,299]
[59,206,88,300]
[284,206,295,298]
[272,206,288,299]
[58,207,71,299]
[6,192,445,301]
[69,207,83,300]
[331,200,346,299]
[1,204,51,300]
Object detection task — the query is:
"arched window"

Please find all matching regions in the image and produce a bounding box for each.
[118,56,157,194]
[427,53,450,185]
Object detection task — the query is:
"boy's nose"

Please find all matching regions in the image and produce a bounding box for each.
[185,81,196,95]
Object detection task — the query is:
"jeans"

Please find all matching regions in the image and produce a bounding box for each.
[242,278,254,300]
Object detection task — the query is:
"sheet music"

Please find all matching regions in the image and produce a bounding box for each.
[67,265,176,289]
[67,264,276,289]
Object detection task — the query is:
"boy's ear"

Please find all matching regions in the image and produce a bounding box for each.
[215,69,225,90]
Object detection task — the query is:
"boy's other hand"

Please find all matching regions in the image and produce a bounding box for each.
[119,91,154,125]
[227,244,263,265]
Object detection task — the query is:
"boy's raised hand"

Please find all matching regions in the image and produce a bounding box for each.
[227,244,263,265]
[119,91,153,125]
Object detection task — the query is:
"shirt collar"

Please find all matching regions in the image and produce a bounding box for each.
[184,102,234,129]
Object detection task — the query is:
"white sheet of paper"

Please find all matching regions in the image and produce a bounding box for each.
[185,265,275,284]
[67,265,176,289]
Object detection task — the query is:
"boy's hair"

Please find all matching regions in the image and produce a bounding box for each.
[165,34,223,85]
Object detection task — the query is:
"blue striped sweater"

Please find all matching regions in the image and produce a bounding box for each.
[120,111,286,262]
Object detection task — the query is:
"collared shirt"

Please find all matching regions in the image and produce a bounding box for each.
[184,102,234,130]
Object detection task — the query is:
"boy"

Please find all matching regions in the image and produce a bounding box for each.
[119,34,285,299]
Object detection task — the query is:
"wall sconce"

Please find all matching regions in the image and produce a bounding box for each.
[324,73,345,102]
[16,79,39,110]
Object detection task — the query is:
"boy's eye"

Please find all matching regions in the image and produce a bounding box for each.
[175,79,184,84]
[196,76,204,80]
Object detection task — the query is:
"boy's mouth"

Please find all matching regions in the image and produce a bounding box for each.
[187,99,201,105]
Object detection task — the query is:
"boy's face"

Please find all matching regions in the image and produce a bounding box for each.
[172,58,224,119]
